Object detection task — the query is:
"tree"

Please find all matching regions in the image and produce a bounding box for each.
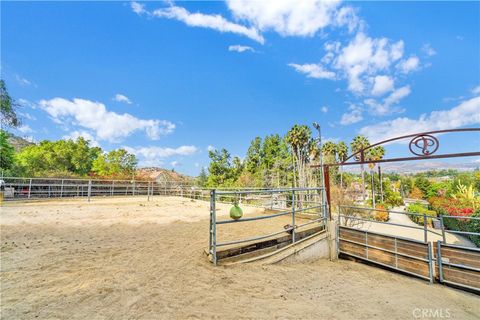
[92,148,137,177]
[321,141,337,164]
[0,80,20,128]
[286,125,313,189]
[197,167,208,187]
[0,130,15,172]
[206,148,234,187]
[244,137,262,174]
[350,135,370,200]
[336,141,348,188]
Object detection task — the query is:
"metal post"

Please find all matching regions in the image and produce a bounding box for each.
[147,182,150,201]
[423,213,428,243]
[439,214,446,243]
[292,190,296,243]
[87,179,92,202]
[132,180,135,196]
[111,181,114,196]
[210,189,217,265]
[378,165,384,203]
[60,179,64,198]
[437,241,444,283]
[371,171,375,208]
[428,242,434,283]
[28,178,32,199]
[323,166,331,219]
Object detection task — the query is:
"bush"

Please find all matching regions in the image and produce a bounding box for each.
[407,202,437,227]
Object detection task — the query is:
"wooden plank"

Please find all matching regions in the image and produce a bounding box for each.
[367,234,396,251]
[442,266,480,289]
[340,241,366,258]
[367,247,396,266]
[397,255,430,277]
[440,247,480,269]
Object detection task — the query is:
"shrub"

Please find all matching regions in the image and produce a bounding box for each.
[374,210,389,222]
[407,202,437,227]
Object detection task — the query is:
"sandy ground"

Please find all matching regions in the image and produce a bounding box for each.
[346,206,474,247]
[1,196,479,320]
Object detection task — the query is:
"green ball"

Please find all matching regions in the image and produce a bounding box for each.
[230,203,243,220]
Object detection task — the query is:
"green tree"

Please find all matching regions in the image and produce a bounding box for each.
[0,80,20,128]
[197,167,208,187]
[92,148,137,177]
[336,141,348,188]
[350,135,370,200]
[0,130,15,172]
[206,148,235,187]
[245,137,262,174]
[286,125,314,188]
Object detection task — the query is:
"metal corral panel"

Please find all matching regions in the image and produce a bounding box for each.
[435,242,480,292]
[339,226,433,282]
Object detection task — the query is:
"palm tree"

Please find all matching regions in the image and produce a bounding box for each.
[336,141,348,188]
[321,141,337,164]
[286,125,312,189]
[366,146,385,205]
[350,135,370,201]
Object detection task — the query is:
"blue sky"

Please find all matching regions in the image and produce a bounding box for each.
[2,1,479,175]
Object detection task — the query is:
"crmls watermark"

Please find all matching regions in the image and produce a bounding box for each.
[412,308,452,319]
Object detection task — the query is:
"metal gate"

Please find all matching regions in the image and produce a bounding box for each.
[338,225,434,282]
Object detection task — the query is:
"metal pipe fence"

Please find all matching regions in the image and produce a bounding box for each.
[209,187,327,265]
[0,176,203,202]
[337,205,479,246]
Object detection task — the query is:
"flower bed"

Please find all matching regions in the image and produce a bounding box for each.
[429,196,480,247]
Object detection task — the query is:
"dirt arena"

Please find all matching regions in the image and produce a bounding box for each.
[1,196,479,319]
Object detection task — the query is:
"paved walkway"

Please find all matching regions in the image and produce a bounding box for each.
[351,206,475,247]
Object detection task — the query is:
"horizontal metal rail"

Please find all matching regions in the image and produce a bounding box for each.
[216,227,293,247]
[216,205,323,225]
[442,215,480,220]
[339,237,429,262]
[445,230,480,236]
[339,225,429,245]
[215,187,323,195]
[338,250,432,281]
[339,205,427,218]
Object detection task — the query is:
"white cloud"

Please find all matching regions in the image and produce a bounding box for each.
[171,161,180,167]
[114,93,132,104]
[151,5,264,44]
[227,0,344,37]
[421,43,436,57]
[17,124,34,134]
[39,98,175,142]
[334,33,405,93]
[321,106,329,113]
[359,96,480,142]
[340,104,363,125]
[207,145,215,152]
[288,63,336,80]
[365,85,410,116]
[15,75,32,86]
[131,1,146,15]
[228,45,254,53]
[397,55,420,74]
[472,86,480,95]
[125,145,198,159]
[63,130,100,147]
[371,75,394,96]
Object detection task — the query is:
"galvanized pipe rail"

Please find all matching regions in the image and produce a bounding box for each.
[209,187,326,265]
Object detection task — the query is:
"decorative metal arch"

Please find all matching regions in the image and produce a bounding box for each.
[314,128,480,167]
[312,127,480,219]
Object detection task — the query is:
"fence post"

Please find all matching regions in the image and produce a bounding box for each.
[60,179,64,198]
[439,214,446,243]
[437,241,444,283]
[428,242,434,283]
[132,180,135,196]
[423,213,428,243]
[147,182,150,201]
[87,179,92,202]
[292,190,296,243]
[28,178,32,199]
[210,189,217,265]
[111,181,114,196]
